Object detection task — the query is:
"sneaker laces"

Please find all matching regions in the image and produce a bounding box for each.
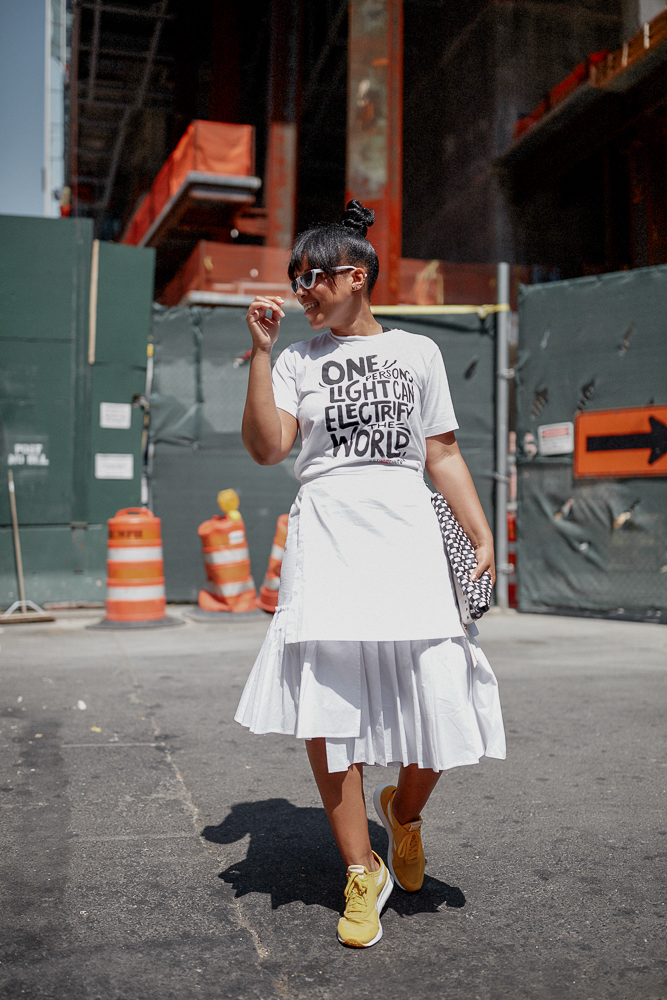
[397,827,422,863]
[344,872,369,914]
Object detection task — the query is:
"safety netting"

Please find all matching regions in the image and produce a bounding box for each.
[148,306,496,602]
[516,265,667,622]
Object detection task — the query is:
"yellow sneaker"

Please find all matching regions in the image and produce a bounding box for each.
[373,783,425,892]
[336,851,393,948]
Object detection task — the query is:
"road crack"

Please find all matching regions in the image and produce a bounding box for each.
[111,634,270,962]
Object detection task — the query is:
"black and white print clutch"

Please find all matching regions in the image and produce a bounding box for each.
[431,492,493,623]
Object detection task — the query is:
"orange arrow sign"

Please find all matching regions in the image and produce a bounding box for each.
[574,405,667,478]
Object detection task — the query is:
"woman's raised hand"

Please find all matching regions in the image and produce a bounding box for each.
[246,296,286,352]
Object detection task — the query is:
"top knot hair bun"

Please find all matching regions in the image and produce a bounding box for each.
[341,199,375,238]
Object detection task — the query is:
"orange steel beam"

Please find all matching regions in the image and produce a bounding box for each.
[266,0,301,249]
[346,0,403,305]
[266,122,298,249]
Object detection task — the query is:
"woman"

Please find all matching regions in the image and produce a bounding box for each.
[235,201,505,948]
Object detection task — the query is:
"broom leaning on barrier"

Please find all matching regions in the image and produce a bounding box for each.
[0,471,54,624]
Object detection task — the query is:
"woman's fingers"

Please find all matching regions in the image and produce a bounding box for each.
[248,311,278,331]
[249,295,285,308]
[247,309,282,327]
[471,565,492,583]
[246,296,287,351]
[470,543,496,585]
[247,295,286,320]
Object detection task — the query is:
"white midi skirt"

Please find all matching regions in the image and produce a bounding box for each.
[234,467,506,773]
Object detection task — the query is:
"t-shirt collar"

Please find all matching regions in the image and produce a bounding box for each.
[328,326,393,342]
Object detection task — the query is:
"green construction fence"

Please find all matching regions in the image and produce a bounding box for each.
[0,216,155,608]
[516,265,667,622]
[148,306,497,602]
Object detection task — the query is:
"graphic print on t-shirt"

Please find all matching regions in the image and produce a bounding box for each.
[271,329,458,482]
[320,352,416,464]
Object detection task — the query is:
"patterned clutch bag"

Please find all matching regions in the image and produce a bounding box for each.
[431,492,493,623]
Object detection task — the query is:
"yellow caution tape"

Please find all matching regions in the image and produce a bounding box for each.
[371,304,510,318]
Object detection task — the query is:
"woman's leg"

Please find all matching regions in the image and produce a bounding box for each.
[306,738,379,871]
[391,764,442,825]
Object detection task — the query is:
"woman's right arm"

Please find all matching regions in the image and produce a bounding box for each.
[242,295,298,466]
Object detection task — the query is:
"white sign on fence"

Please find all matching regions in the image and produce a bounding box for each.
[94,453,134,480]
[100,402,132,429]
[7,442,50,467]
[537,422,574,456]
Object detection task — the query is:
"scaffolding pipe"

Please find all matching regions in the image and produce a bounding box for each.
[495,262,510,611]
[70,0,80,215]
[87,0,102,100]
[98,0,168,215]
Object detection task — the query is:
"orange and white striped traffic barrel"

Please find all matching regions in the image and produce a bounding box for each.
[101,507,176,625]
[87,508,180,630]
[197,490,257,613]
[256,514,289,613]
[106,507,165,620]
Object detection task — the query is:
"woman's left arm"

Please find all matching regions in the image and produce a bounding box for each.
[425,432,496,584]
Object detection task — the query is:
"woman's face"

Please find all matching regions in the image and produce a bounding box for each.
[293,259,366,330]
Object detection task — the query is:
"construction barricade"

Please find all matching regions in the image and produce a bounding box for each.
[197,489,257,612]
[507,510,518,609]
[90,508,181,629]
[257,514,289,613]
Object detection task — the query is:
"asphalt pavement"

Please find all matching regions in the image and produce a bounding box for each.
[1,607,666,1000]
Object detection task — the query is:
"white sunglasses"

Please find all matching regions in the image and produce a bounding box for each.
[290,265,360,294]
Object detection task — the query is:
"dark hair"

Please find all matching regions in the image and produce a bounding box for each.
[288,200,379,295]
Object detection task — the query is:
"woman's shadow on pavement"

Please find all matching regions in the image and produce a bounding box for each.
[202,798,465,915]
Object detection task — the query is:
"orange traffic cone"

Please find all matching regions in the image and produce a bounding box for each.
[256,514,289,613]
[197,490,257,612]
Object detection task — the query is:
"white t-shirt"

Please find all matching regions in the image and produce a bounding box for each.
[272,328,458,483]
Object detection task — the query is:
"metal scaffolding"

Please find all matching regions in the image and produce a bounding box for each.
[68,0,174,235]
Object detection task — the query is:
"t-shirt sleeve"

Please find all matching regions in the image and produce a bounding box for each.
[421,345,459,436]
[271,347,299,417]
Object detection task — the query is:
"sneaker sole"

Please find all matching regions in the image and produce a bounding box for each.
[336,866,394,949]
[373,782,423,893]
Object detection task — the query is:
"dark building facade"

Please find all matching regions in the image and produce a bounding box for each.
[69,0,667,279]
[498,0,667,276]
[403,0,624,267]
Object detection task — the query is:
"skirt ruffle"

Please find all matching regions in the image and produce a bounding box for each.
[234,606,506,773]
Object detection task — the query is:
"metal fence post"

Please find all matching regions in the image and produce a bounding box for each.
[495,262,510,610]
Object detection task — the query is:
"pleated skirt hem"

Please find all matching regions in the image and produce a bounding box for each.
[234,606,507,773]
